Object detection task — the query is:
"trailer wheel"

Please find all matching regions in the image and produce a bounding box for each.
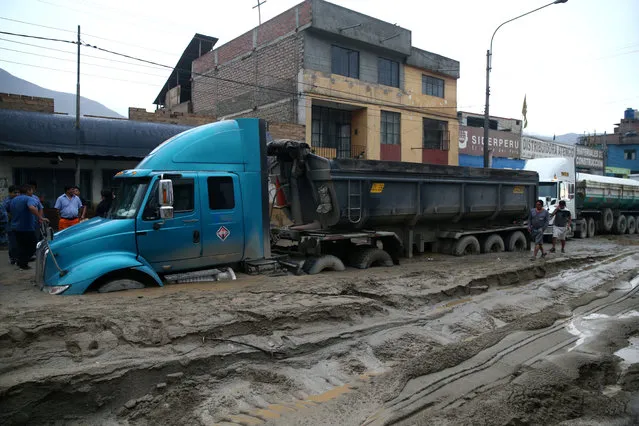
[302,255,346,275]
[601,208,614,232]
[576,219,588,239]
[98,279,145,293]
[453,236,480,256]
[627,216,636,235]
[350,248,394,269]
[587,217,596,238]
[506,231,527,252]
[482,234,505,253]
[614,215,627,234]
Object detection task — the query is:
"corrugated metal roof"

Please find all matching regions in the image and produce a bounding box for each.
[0,109,194,158]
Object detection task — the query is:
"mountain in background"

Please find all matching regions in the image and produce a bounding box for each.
[524,132,582,145]
[0,68,123,118]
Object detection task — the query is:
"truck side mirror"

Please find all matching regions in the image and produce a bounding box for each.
[158,179,174,207]
[159,206,174,219]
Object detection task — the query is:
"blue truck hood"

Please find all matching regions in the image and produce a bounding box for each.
[50,217,135,252]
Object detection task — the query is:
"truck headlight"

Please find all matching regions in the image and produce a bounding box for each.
[43,285,70,295]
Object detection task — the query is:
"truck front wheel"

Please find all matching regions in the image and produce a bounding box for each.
[98,279,146,293]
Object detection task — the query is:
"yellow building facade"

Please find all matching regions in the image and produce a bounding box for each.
[302,64,459,166]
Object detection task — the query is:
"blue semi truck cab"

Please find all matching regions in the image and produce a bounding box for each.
[36,119,271,295]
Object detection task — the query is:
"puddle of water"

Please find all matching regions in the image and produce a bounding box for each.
[614,336,639,366]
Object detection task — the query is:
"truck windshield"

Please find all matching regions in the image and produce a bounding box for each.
[539,182,558,199]
[109,177,151,219]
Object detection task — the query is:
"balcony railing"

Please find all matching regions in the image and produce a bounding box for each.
[311,145,366,160]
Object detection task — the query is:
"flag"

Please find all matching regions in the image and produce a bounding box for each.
[522,95,528,129]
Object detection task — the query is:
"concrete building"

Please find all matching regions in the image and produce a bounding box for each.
[601,108,639,175]
[457,111,524,169]
[186,0,460,165]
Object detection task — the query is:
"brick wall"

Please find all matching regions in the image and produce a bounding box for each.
[128,107,216,126]
[192,0,310,121]
[192,34,303,120]
[268,121,305,140]
[0,93,54,113]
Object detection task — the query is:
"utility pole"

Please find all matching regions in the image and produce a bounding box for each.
[75,25,81,186]
[253,0,266,25]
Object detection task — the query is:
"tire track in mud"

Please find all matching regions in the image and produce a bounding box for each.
[0,253,634,425]
[365,272,639,425]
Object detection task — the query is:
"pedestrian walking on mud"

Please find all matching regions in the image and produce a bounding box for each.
[528,200,549,260]
[54,186,83,230]
[550,200,571,254]
[8,184,46,270]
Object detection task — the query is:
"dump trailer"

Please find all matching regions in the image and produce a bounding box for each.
[525,157,639,238]
[35,119,538,295]
[268,140,538,263]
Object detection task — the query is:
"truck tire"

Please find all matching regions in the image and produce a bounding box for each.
[350,248,394,269]
[98,279,145,293]
[614,215,627,235]
[302,255,346,275]
[627,216,636,235]
[506,231,527,252]
[588,217,596,238]
[453,236,480,256]
[601,208,614,232]
[481,234,505,253]
[576,219,588,239]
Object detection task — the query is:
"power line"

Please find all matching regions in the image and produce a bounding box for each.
[0,46,168,78]
[0,59,161,86]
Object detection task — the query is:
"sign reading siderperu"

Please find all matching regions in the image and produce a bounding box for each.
[458,126,520,158]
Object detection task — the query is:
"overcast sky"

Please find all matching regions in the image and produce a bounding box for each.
[1,0,638,137]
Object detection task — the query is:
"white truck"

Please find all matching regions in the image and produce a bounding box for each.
[524,157,639,238]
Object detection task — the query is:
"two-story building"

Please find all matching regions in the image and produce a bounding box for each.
[180,0,460,165]
[602,108,639,175]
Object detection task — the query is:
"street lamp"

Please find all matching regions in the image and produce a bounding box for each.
[483,0,568,168]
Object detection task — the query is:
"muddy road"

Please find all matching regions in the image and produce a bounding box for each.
[1,235,639,425]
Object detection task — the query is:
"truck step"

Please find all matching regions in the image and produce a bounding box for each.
[165,268,236,284]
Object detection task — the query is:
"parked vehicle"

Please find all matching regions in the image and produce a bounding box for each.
[524,157,639,238]
[36,119,538,295]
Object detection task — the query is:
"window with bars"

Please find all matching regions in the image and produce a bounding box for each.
[423,118,449,150]
[624,149,637,160]
[378,57,399,88]
[381,111,401,145]
[422,75,445,98]
[311,105,353,158]
[331,45,359,79]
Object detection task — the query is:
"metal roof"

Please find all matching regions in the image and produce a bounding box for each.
[153,33,218,106]
[0,109,194,158]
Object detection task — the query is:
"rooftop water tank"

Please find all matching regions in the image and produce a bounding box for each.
[625,108,635,120]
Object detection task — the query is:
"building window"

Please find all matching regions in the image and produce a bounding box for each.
[422,75,445,98]
[466,116,498,130]
[423,118,449,150]
[378,57,399,88]
[331,46,359,79]
[381,111,401,145]
[624,149,637,160]
[208,177,235,210]
[311,105,353,158]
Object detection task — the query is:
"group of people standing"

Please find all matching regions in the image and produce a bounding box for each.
[0,183,100,270]
[528,199,572,260]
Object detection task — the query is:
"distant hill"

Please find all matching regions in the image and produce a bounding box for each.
[524,132,582,145]
[0,68,123,118]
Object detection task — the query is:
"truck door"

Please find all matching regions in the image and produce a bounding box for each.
[199,173,244,263]
[136,174,202,269]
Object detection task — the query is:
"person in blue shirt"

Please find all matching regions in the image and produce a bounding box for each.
[54,186,83,230]
[28,182,44,241]
[8,184,46,270]
[0,195,7,247]
[2,185,19,264]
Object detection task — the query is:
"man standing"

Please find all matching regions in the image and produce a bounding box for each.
[528,200,549,260]
[550,200,572,254]
[95,189,113,218]
[8,184,45,270]
[73,187,88,220]
[3,185,19,264]
[54,186,83,230]
[29,181,44,241]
